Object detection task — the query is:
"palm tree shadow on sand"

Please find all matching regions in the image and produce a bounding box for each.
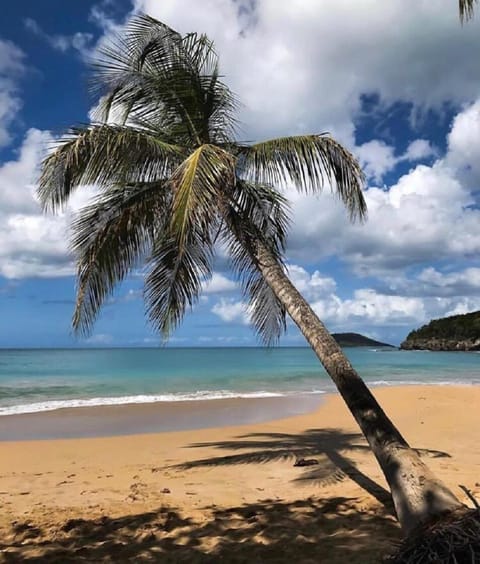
[172,428,451,514]
[1,430,451,563]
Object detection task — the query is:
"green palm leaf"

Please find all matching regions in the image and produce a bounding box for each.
[92,14,238,146]
[223,181,290,344]
[144,225,216,338]
[71,181,170,335]
[237,135,366,221]
[144,143,235,337]
[169,144,236,252]
[90,15,181,117]
[38,124,181,211]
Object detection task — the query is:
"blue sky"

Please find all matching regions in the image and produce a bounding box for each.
[1,0,480,347]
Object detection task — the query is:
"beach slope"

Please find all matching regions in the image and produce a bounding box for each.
[0,385,478,562]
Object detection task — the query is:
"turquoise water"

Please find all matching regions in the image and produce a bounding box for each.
[0,347,479,416]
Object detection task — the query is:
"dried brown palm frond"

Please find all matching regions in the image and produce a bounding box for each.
[385,507,480,563]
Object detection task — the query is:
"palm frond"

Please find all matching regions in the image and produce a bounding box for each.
[38,124,182,212]
[91,14,238,145]
[91,15,181,109]
[70,181,169,335]
[460,0,477,22]
[143,143,235,338]
[176,31,239,143]
[248,275,288,345]
[144,224,216,338]
[222,181,291,344]
[237,135,367,221]
[169,144,236,252]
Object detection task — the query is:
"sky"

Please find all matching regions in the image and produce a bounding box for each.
[1,0,480,348]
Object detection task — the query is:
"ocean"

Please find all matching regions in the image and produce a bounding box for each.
[0,347,479,417]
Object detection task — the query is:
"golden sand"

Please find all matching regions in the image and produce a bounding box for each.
[0,385,479,563]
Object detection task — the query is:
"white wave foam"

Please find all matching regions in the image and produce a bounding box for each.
[0,389,326,416]
[369,379,478,387]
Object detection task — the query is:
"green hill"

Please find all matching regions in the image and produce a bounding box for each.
[332,333,394,348]
[401,310,480,351]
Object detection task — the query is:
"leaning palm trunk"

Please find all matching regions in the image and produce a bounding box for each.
[254,242,464,533]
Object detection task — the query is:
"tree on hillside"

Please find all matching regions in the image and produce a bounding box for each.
[38,15,468,538]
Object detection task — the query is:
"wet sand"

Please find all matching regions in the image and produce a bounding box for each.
[0,385,479,562]
[0,394,323,441]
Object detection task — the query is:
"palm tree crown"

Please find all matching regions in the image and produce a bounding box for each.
[38,14,365,343]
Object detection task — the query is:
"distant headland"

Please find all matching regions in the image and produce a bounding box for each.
[400,310,480,351]
[332,333,394,348]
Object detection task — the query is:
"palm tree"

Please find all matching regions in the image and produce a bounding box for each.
[38,15,464,533]
[459,0,478,22]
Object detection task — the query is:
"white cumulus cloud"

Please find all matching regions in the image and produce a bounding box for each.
[0,128,97,279]
[135,0,480,144]
[211,298,250,324]
[202,272,237,294]
[288,97,480,276]
[356,139,437,183]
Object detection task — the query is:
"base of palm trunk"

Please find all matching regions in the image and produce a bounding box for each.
[380,447,464,533]
[385,507,480,563]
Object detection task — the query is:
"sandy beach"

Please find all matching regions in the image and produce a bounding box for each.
[0,385,479,562]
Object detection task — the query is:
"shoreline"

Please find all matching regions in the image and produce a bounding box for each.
[0,393,324,441]
[0,384,479,562]
[1,381,479,441]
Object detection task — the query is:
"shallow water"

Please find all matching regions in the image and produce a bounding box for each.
[0,347,478,416]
